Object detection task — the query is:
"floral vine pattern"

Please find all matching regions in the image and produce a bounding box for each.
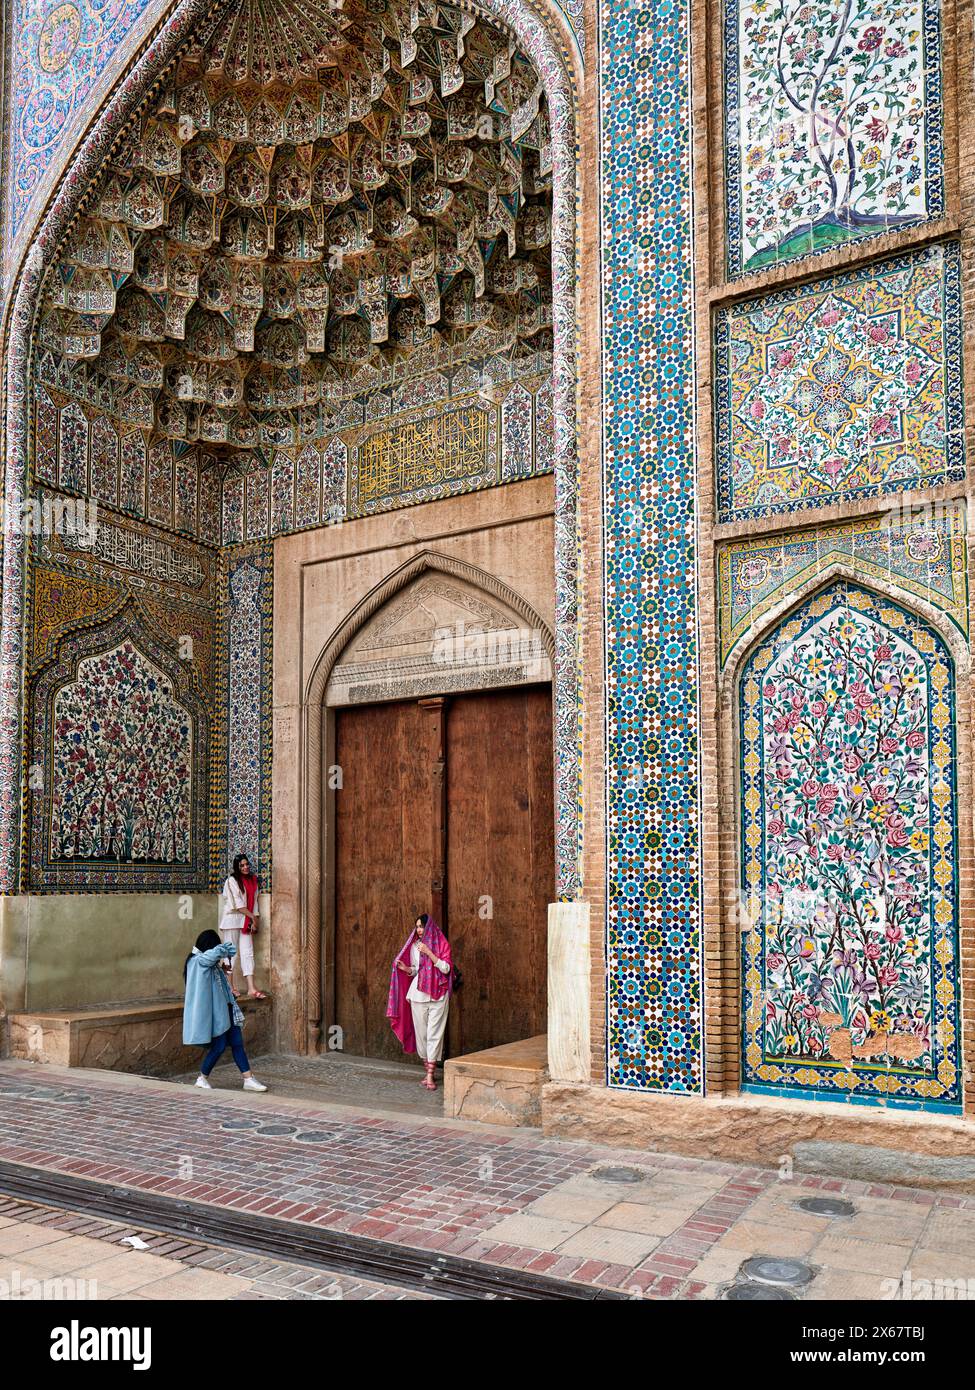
[50,641,192,865]
[740,584,961,1110]
[28,609,211,890]
[724,0,944,277]
[715,244,965,521]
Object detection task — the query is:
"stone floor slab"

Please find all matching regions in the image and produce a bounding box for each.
[715,1220,823,1257]
[812,1235,914,1275]
[481,1213,584,1251]
[527,1191,617,1223]
[555,1225,660,1266]
[594,1202,692,1238]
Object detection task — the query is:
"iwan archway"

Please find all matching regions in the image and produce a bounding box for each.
[0,0,581,1071]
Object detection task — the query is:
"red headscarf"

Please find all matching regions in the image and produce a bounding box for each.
[386,919,452,1054]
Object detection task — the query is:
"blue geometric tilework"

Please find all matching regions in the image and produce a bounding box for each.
[9,0,154,242]
[600,0,702,1092]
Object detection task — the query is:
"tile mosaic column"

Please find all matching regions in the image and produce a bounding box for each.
[220,545,273,886]
[600,0,702,1091]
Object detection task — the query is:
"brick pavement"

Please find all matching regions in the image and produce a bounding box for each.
[0,1196,436,1300]
[0,1061,973,1299]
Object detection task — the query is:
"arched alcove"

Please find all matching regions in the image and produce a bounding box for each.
[735,579,962,1113]
[301,549,556,1051]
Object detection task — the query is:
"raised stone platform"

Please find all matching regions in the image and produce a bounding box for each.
[443,1034,548,1127]
[4,997,272,1075]
[541,1081,975,1192]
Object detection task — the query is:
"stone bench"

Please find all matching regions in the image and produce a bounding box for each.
[443,1034,548,1127]
[4,996,272,1075]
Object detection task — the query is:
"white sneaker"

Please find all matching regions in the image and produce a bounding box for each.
[242,1077,267,1092]
[195,1075,212,1089]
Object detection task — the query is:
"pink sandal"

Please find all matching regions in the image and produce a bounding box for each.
[422,1061,437,1091]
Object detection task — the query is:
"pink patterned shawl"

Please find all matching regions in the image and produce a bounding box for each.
[386,919,453,1054]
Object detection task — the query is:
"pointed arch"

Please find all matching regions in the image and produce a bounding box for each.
[299,549,556,1048]
[25,598,210,890]
[0,0,583,898]
[305,550,556,709]
[722,562,971,697]
[735,579,962,1111]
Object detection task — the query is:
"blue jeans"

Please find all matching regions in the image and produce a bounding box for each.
[200,1025,250,1076]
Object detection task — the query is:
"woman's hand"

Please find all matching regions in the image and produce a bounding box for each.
[396,961,411,973]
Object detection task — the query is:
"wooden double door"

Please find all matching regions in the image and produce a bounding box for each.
[333,685,554,1061]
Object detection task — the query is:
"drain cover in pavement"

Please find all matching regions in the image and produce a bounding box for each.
[726,1282,797,1301]
[797,1196,856,1218]
[257,1123,298,1136]
[740,1256,814,1288]
[590,1166,647,1184]
[1,1085,89,1103]
[220,1118,261,1130]
[294,1131,332,1144]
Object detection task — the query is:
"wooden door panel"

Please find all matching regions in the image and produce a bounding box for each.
[334,700,436,1060]
[333,686,554,1061]
[446,686,553,1056]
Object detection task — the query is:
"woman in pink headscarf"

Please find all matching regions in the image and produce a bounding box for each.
[387,913,453,1090]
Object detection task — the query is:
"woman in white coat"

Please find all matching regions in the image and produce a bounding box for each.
[220,854,266,999]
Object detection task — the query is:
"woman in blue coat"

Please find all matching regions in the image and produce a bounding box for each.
[183,930,268,1092]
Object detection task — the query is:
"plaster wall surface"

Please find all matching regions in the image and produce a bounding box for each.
[0,892,270,1013]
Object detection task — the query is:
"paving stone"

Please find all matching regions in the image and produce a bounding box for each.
[12,1234,120,1273]
[138,1270,253,1300]
[812,1235,914,1275]
[527,1191,616,1223]
[906,1247,975,1282]
[556,1225,660,1266]
[0,1223,74,1255]
[681,1249,743,1283]
[480,1213,583,1251]
[833,1214,922,1246]
[917,1210,975,1253]
[806,1268,896,1300]
[68,1251,188,1293]
[594,1202,696,1239]
[715,1220,822,1257]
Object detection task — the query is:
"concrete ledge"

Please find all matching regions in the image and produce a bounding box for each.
[4,997,272,1075]
[444,1035,548,1127]
[542,1082,975,1191]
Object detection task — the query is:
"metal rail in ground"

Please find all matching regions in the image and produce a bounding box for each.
[0,1159,628,1301]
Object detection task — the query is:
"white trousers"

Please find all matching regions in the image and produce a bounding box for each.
[219,926,254,984]
[410,995,450,1063]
